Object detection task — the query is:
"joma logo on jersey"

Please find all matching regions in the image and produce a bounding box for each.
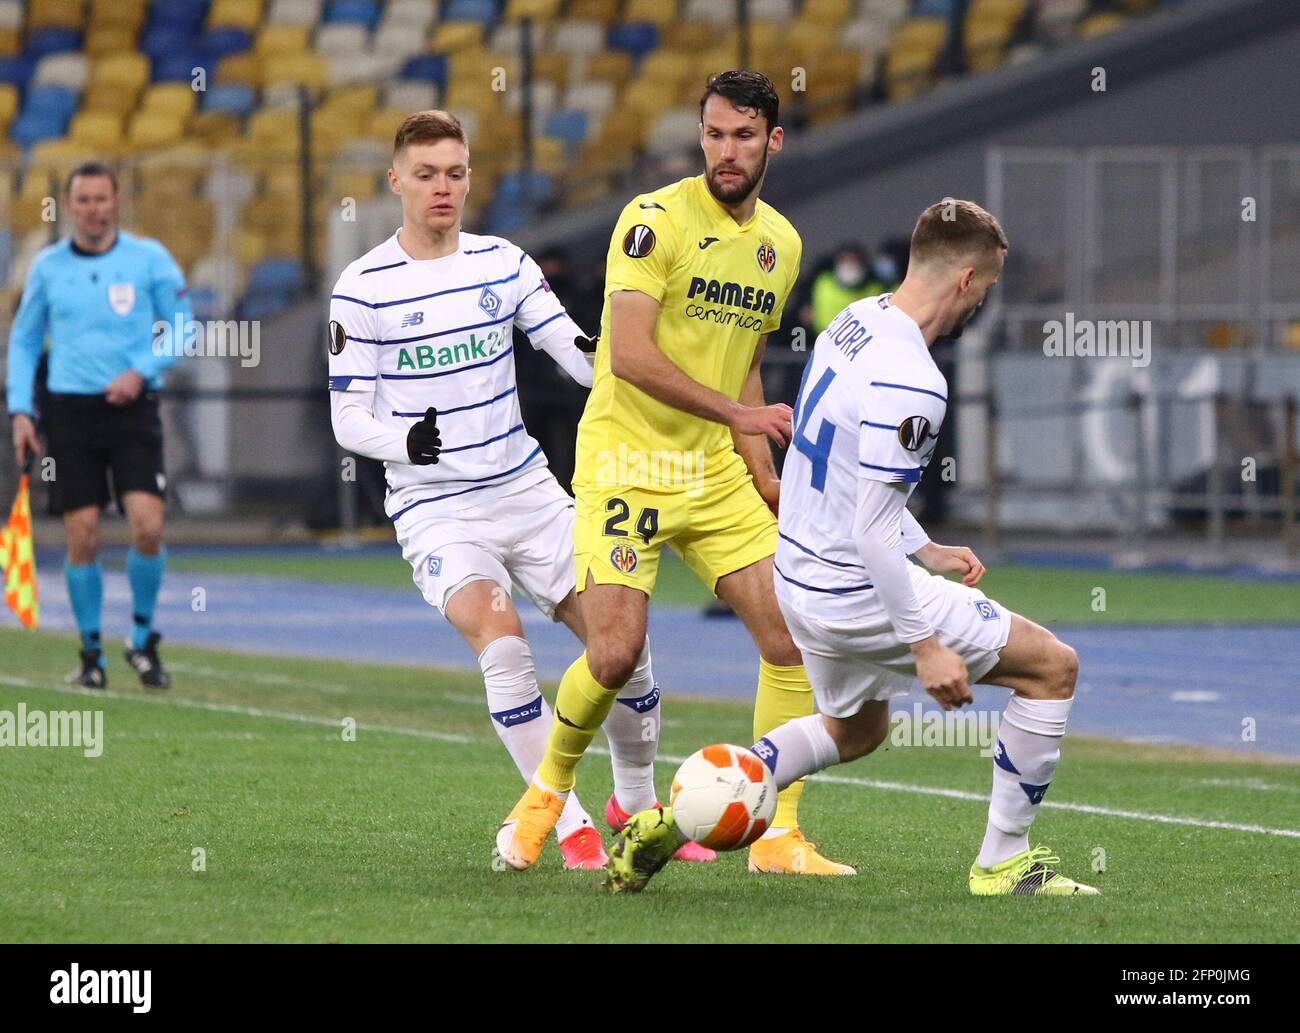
[395,330,504,371]
[400,310,424,328]
[686,277,776,314]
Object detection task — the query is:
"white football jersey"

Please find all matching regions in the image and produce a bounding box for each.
[776,294,947,620]
[328,231,583,523]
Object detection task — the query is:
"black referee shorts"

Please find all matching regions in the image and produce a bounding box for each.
[42,392,167,515]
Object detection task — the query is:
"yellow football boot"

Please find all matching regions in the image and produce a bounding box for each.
[968,846,1100,896]
[747,828,856,876]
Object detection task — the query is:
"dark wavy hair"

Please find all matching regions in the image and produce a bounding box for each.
[700,70,780,133]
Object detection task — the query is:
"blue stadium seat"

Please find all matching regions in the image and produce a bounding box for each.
[23,85,79,122]
[541,110,588,149]
[0,57,35,88]
[153,53,206,82]
[494,168,555,205]
[11,112,70,148]
[203,83,255,116]
[913,0,956,16]
[606,23,658,61]
[445,0,500,25]
[247,258,306,295]
[142,27,196,63]
[149,0,208,33]
[324,0,381,27]
[25,29,83,60]
[199,28,253,62]
[401,55,448,87]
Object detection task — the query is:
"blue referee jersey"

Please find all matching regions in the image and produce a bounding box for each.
[5,229,192,416]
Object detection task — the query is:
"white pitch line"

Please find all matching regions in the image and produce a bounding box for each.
[3,674,1298,839]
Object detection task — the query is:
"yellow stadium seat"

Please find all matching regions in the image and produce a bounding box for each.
[432,21,485,53]
[127,112,186,150]
[788,19,837,63]
[83,81,142,114]
[322,84,379,114]
[256,24,310,56]
[624,0,676,27]
[663,22,716,52]
[582,50,632,89]
[532,51,569,90]
[140,83,198,117]
[1080,12,1127,38]
[247,107,300,144]
[567,0,620,23]
[187,111,241,146]
[92,53,150,92]
[367,108,410,141]
[801,0,853,24]
[216,52,262,87]
[893,16,948,52]
[69,111,126,152]
[30,0,85,31]
[504,0,561,20]
[233,228,267,267]
[89,0,148,31]
[0,84,17,128]
[0,27,20,57]
[210,0,264,32]
[328,170,380,202]
[639,50,694,88]
[85,26,139,57]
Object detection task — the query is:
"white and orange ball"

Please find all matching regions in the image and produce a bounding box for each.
[669,744,777,851]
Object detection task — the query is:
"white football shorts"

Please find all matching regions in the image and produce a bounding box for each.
[778,563,1013,718]
[395,473,576,619]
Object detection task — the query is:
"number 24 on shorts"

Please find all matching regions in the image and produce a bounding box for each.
[603,497,659,545]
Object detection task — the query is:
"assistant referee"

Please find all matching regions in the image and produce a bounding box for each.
[6,162,191,689]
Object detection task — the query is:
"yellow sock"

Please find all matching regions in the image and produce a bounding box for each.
[536,652,617,793]
[753,657,814,829]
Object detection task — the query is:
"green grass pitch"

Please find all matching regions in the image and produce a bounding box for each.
[2,627,1297,943]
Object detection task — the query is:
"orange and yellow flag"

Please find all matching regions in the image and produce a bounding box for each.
[1,473,39,628]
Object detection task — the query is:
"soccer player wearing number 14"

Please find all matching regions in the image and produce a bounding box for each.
[328,111,674,871]
[607,201,1099,896]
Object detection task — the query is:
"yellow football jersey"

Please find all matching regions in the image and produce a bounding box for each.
[574,174,803,491]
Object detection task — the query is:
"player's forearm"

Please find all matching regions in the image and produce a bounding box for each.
[853,480,934,643]
[731,364,777,485]
[330,392,409,464]
[4,331,44,415]
[535,318,595,388]
[610,333,740,425]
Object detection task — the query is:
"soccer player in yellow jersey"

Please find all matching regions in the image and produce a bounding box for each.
[495,71,854,877]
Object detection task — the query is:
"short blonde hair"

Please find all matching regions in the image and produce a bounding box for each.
[909,199,1007,268]
[393,110,467,156]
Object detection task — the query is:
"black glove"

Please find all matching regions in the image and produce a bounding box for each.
[406,407,442,465]
[575,334,599,354]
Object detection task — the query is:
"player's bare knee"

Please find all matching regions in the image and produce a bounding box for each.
[1052,642,1079,699]
[133,527,164,555]
[586,638,641,690]
[757,626,802,668]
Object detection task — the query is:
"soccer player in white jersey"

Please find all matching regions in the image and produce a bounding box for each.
[606,200,1098,896]
[328,111,702,871]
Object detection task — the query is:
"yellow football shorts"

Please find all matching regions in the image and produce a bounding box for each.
[573,469,777,597]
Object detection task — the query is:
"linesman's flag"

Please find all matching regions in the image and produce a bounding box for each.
[1,470,39,628]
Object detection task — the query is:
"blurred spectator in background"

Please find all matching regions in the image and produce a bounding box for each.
[800,242,873,335]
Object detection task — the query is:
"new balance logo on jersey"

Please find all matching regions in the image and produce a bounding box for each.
[698,237,720,249]
[400,310,424,328]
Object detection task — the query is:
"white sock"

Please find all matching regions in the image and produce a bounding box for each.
[751,714,841,791]
[601,639,659,814]
[979,694,1073,868]
[480,635,591,841]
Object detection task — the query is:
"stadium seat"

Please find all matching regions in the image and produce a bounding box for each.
[200,27,255,62]
[580,49,631,89]
[32,52,88,91]
[210,0,265,32]
[432,21,486,52]
[646,106,702,157]
[153,52,205,83]
[86,26,140,58]
[324,0,381,28]
[90,0,147,31]
[504,0,560,20]
[383,0,438,31]
[141,82,199,117]
[216,52,262,87]
[257,24,311,57]
[92,53,151,94]
[203,82,256,116]
[563,80,614,120]
[263,51,328,87]
[317,24,368,56]
[25,28,84,59]
[550,20,603,58]
[1037,0,1088,42]
[0,27,18,58]
[150,0,207,33]
[127,110,186,149]
[0,56,33,86]
[401,54,448,87]
[446,0,500,25]
[0,0,20,31]
[68,110,126,152]
[21,83,78,122]
[606,22,658,60]
[0,82,17,127]
[188,110,242,144]
[1080,12,1127,38]
[750,0,794,18]
[382,80,439,111]
[268,0,324,25]
[373,22,430,60]
[29,0,85,31]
